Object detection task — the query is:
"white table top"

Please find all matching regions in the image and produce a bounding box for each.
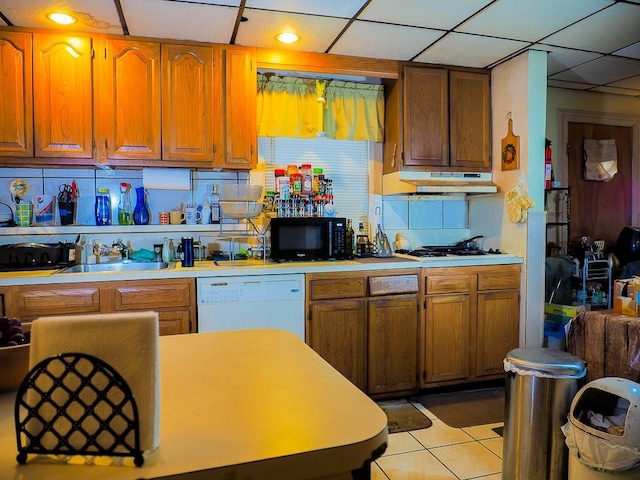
[0,329,388,479]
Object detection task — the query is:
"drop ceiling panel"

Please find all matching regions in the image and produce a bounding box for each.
[330,21,444,60]
[610,75,640,90]
[238,9,348,52]
[358,0,493,30]
[543,2,640,54]
[457,0,613,42]
[548,80,595,90]
[539,46,602,76]
[1,0,122,33]
[121,0,237,43]
[246,0,365,18]
[549,56,640,85]
[615,42,640,60]
[414,32,528,68]
[591,85,640,96]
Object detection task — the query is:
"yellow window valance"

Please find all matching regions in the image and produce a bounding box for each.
[257,74,384,142]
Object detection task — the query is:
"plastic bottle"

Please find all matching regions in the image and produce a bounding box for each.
[290,173,302,195]
[162,237,172,262]
[95,188,111,226]
[274,168,286,194]
[313,168,323,195]
[210,184,221,224]
[117,183,133,225]
[301,163,313,196]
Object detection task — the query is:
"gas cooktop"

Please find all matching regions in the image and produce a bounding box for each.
[397,246,504,257]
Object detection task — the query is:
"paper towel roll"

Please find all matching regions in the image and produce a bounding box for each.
[29,312,160,452]
[143,167,191,190]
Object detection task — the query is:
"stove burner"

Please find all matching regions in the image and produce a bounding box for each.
[399,246,504,257]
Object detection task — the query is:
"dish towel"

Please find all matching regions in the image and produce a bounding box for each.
[28,311,160,452]
[584,138,617,182]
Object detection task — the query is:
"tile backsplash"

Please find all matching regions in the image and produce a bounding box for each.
[383,194,471,249]
[0,167,248,227]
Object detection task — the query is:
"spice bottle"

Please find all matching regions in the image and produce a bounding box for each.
[301,163,313,196]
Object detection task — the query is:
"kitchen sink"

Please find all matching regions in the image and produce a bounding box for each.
[55,261,172,274]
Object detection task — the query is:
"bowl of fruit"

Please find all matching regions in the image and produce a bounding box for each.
[0,316,30,392]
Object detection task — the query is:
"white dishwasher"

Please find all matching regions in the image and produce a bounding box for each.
[196,274,305,340]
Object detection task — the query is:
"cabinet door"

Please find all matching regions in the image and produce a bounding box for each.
[162,43,220,163]
[100,38,161,161]
[33,33,93,158]
[220,45,256,169]
[307,299,367,391]
[0,31,32,157]
[403,66,448,168]
[449,71,490,170]
[368,295,418,394]
[12,284,101,320]
[111,278,195,335]
[476,290,519,376]
[424,293,471,384]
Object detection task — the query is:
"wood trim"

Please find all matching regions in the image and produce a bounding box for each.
[256,47,400,79]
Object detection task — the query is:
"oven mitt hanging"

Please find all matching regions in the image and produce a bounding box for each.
[584,139,617,182]
[506,182,534,224]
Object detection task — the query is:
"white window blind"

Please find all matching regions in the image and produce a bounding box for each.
[259,137,370,227]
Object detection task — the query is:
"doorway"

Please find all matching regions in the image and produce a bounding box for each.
[567,122,633,248]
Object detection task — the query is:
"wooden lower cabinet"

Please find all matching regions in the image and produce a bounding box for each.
[368,295,419,394]
[306,269,420,397]
[422,264,520,388]
[307,298,367,391]
[7,278,195,335]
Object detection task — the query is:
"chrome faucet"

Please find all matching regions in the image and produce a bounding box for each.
[113,239,130,260]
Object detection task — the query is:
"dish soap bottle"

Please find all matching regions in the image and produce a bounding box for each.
[118,182,133,225]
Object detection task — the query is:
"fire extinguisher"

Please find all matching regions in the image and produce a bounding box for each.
[545,139,553,190]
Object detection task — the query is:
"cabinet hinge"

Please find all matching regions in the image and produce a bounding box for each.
[104,47,107,59]
[566,143,571,156]
[91,48,95,59]
[213,143,217,154]
[92,138,95,150]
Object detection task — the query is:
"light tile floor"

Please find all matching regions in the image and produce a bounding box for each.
[373,401,504,480]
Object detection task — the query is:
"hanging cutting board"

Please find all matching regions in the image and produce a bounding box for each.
[501,118,520,171]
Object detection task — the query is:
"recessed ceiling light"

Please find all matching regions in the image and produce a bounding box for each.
[276,31,299,44]
[47,12,77,25]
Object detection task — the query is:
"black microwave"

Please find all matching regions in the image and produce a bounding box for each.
[270,217,348,262]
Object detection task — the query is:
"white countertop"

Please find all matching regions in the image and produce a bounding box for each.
[0,253,522,286]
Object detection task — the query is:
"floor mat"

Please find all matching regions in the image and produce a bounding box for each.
[418,387,505,428]
[377,399,432,434]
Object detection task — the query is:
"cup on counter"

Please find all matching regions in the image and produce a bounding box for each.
[16,202,33,227]
[185,207,202,225]
[169,210,185,225]
[159,211,170,225]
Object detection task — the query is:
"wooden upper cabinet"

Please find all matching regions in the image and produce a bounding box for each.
[403,66,448,168]
[33,33,93,158]
[162,43,220,164]
[449,70,490,170]
[385,65,491,173]
[220,45,256,170]
[99,38,161,161]
[0,31,32,157]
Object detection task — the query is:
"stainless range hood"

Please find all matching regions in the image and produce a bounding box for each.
[383,171,499,195]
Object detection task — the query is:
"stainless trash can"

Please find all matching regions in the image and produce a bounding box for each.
[502,347,587,480]
[563,377,640,479]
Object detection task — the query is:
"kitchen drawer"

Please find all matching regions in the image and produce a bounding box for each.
[425,275,472,294]
[478,267,520,291]
[369,274,418,296]
[308,277,367,300]
[113,279,192,310]
[13,284,101,317]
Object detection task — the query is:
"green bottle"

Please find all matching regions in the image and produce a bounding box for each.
[118,182,133,225]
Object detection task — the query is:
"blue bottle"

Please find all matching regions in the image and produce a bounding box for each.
[133,187,150,225]
[95,188,111,226]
